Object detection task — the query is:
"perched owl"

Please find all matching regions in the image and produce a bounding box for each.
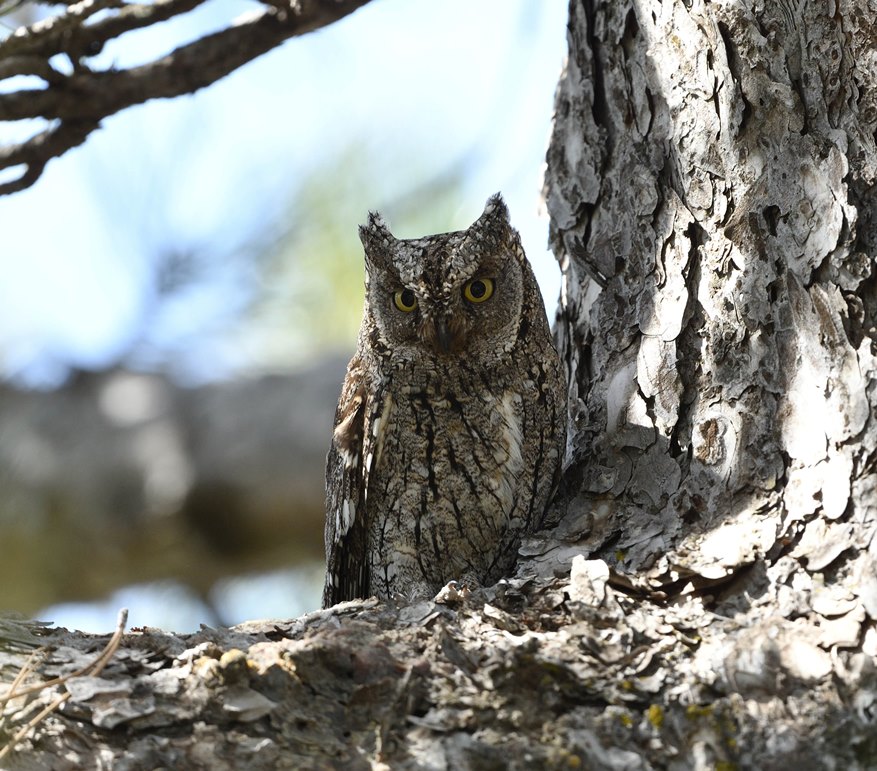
[322,194,566,607]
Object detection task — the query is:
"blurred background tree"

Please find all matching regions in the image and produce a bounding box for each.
[0,0,567,630]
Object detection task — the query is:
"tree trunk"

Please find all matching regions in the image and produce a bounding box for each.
[548,0,877,581]
[3,1,877,767]
[543,0,877,758]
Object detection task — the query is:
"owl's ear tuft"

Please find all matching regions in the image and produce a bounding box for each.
[469,193,511,237]
[359,211,395,254]
[464,193,513,254]
[481,192,510,223]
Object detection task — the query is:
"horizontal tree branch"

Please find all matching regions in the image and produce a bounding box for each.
[0,0,127,61]
[0,0,372,194]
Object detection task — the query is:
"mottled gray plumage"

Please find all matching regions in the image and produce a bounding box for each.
[322,194,566,607]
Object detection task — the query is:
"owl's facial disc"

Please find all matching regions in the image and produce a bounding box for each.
[361,196,524,363]
[407,272,498,356]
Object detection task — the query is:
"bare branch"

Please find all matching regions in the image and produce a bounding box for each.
[0,119,95,195]
[0,0,372,194]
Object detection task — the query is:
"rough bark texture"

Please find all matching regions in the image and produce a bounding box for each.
[3,0,877,768]
[542,0,877,762]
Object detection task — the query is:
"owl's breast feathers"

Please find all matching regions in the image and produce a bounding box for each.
[324,343,564,606]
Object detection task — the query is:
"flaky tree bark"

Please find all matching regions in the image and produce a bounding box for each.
[543,0,877,761]
[2,1,877,768]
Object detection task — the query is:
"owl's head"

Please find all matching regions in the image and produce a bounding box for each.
[358,194,536,364]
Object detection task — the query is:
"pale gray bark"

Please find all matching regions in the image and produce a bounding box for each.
[542,0,877,763]
[3,0,877,768]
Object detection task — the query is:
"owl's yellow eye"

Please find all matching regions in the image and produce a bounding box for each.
[463,277,494,304]
[394,288,417,312]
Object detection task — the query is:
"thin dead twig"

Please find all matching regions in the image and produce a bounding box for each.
[0,608,128,763]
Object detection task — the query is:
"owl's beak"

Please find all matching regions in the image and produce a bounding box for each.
[434,318,453,353]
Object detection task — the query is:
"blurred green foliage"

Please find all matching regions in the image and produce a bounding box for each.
[238,145,469,365]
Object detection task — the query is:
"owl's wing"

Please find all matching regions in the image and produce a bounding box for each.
[322,353,375,607]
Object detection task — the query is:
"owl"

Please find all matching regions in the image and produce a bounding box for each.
[322,193,566,607]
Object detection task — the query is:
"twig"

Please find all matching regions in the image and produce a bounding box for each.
[0,647,42,734]
[0,608,127,705]
[0,0,373,195]
[0,118,95,196]
[0,608,128,763]
[0,0,125,59]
